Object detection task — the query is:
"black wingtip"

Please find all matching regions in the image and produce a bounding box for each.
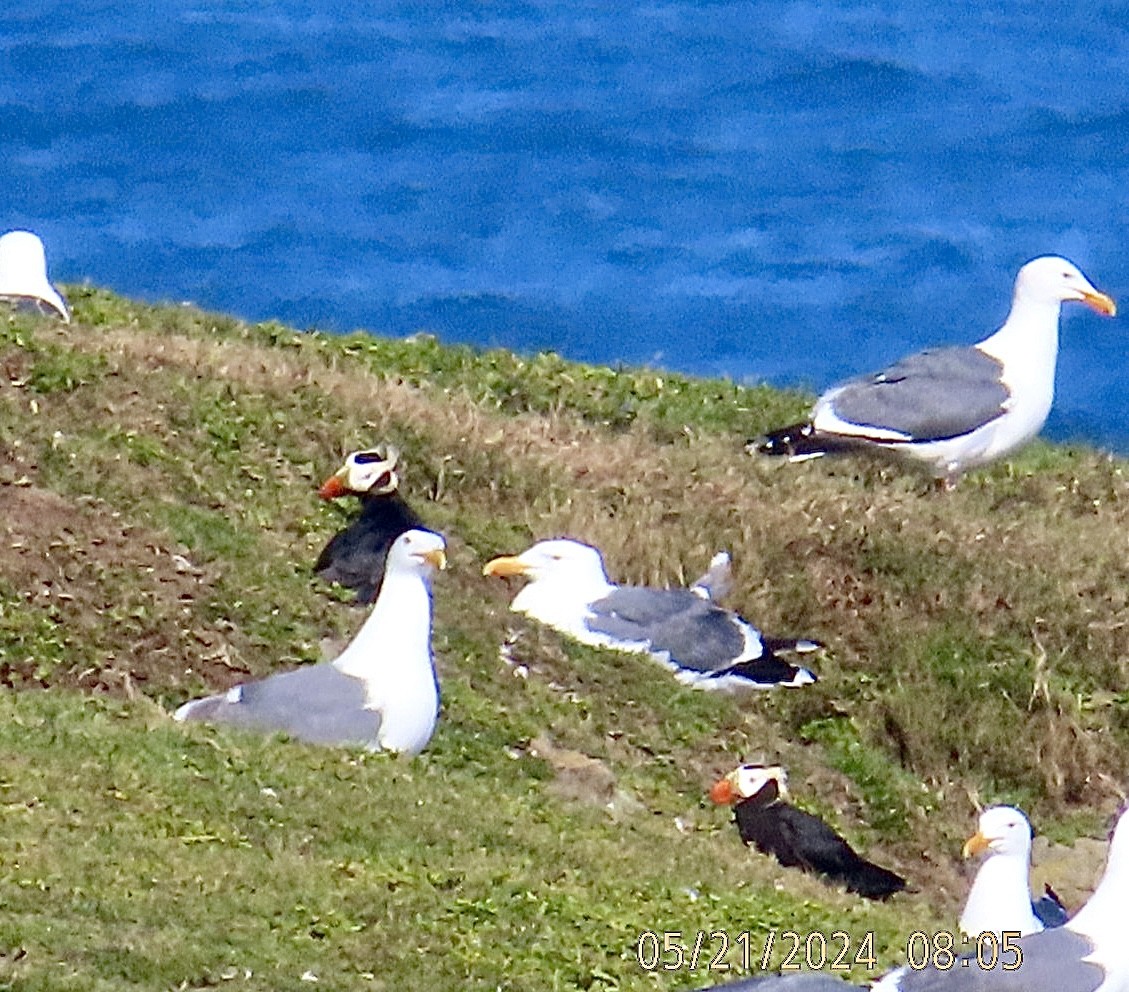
[721,653,819,688]
[747,422,821,458]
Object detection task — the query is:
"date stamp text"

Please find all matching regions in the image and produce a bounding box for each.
[635,929,879,973]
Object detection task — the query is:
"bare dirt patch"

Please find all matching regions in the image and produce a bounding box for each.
[0,480,251,698]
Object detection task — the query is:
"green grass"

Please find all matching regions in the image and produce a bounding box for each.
[0,289,1126,989]
[0,692,912,992]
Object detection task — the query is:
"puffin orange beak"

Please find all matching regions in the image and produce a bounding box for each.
[482,555,528,578]
[962,831,991,858]
[318,472,349,501]
[1081,290,1117,317]
[708,775,737,805]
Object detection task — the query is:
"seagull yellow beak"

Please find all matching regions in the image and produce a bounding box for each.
[962,830,991,858]
[1081,289,1117,317]
[421,548,447,570]
[482,555,528,578]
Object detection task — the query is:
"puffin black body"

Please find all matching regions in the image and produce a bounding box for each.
[711,765,905,901]
[314,446,426,605]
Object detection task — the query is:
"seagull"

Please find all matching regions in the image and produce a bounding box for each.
[869,806,1129,992]
[753,256,1116,487]
[314,444,426,605]
[482,539,820,690]
[709,764,906,900]
[176,529,445,755]
[0,230,70,322]
[960,805,1069,940]
[693,806,1129,992]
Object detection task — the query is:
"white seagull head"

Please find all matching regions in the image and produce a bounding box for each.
[963,805,1035,860]
[318,444,401,500]
[0,230,70,323]
[388,529,446,576]
[1014,256,1116,316]
[482,538,619,629]
[482,538,610,587]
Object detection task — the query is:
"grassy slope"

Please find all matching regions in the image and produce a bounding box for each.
[0,287,1127,991]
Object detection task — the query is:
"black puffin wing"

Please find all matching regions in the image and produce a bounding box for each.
[775,805,860,876]
[734,802,803,867]
[314,526,350,574]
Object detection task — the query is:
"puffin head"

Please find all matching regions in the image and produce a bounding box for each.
[709,764,789,807]
[318,444,400,500]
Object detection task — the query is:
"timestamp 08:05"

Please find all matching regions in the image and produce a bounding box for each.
[905,931,1023,971]
[636,929,879,973]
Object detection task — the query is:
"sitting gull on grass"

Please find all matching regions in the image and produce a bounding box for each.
[176,529,445,755]
[483,538,819,690]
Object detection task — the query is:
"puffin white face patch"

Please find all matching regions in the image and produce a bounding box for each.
[734,763,788,799]
[344,446,400,494]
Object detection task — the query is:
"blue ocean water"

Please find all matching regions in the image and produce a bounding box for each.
[4,2,1128,449]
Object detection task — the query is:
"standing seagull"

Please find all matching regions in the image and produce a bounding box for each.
[314,444,426,605]
[753,256,1116,487]
[482,539,819,690]
[176,529,446,755]
[960,805,1068,939]
[0,230,70,322]
[709,764,906,900]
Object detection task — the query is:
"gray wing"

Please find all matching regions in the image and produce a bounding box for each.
[893,926,1103,992]
[586,586,755,673]
[177,663,382,747]
[826,346,1008,441]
